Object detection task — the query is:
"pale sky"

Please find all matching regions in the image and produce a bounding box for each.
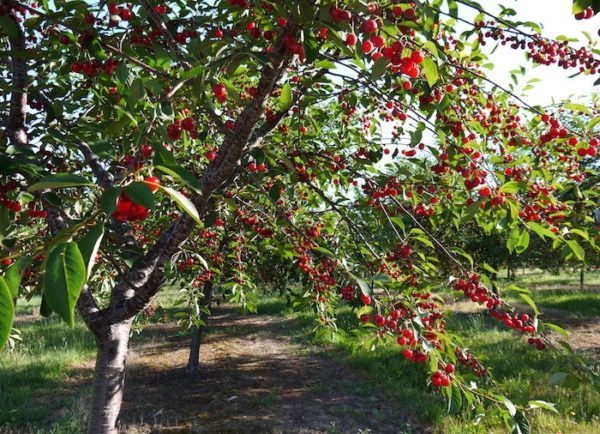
[474,0,599,106]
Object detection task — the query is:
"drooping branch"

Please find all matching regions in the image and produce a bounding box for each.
[3,0,28,149]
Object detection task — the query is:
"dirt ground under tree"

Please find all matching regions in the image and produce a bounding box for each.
[119,307,423,434]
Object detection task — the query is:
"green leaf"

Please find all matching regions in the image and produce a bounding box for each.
[527,221,559,241]
[158,186,203,226]
[422,57,439,86]
[43,242,86,327]
[100,187,120,215]
[278,82,293,111]
[566,239,585,260]
[125,182,156,209]
[515,230,530,254]
[506,227,520,253]
[528,400,559,414]
[77,224,104,279]
[499,181,526,194]
[354,276,372,296]
[0,277,14,349]
[371,58,390,80]
[518,292,540,315]
[511,410,531,434]
[155,164,201,192]
[28,173,92,192]
[130,78,146,103]
[542,322,569,337]
[3,256,34,298]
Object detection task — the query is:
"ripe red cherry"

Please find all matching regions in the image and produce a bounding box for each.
[1,258,13,266]
[346,33,357,46]
[445,363,455,374]
[213,83,227,102]
[277,17,287,26]
[120,8,132,20]
[361,40,374,53]
[181,117,196,131]
[60,35,70,45]
[144,176,161,192]
[206,150,216,161]
[108,2,119,14]
[257,162,266,172]
[411,50,425,64]
[214,28,224,38]
[167,123,182,140]
[479,186,492,197]
[141,144,153,158]
[363,19,378,33]
[360,293,372,305]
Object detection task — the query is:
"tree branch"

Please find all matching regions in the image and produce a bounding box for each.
[3,0,28,149]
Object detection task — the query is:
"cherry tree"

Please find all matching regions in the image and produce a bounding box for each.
[0,0,599,433]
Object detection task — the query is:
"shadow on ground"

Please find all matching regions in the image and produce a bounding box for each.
[120,307,422,434]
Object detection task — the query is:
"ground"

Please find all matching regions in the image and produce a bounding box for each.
[120,308,421,434]
[1,270,599,434]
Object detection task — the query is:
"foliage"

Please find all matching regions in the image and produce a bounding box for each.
[0,0,599,432]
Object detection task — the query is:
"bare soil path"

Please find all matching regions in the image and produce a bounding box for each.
[120,307,422,434]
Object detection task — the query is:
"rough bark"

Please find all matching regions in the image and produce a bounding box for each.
[3,0,28,149]
[87,320,133,434]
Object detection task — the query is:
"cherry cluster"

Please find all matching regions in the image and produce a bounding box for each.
[475,22,600,74]
[70,59,119,78]
[166,116,198,141]
[0,181,21,213]
[111,177,159,222]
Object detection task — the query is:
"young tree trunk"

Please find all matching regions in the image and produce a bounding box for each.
[580,268,585,291]
[87,320,133,434]
[187,281,214,373]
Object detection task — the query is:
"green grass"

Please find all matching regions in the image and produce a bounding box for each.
[503,270,600,317]
[258,271,600,434]
[1,273,598,433]
[0,298,96,431]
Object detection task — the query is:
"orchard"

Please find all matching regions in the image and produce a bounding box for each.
[0,0,599,433]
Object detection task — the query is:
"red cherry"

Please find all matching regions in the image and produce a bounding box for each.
[59,35,70,45]
[120,8,132,20]
[214,28,224,38]
[1,258,13,266]
[181,117,196,131]
[411,50,425,64]
[363,19,378,34]
[206,151,216,161]
[141,144,153,158]
[479,186,492,197]
[213,83,227,99]
[167,123,182,140]
[445,363,455,374]
[277,17,287,26]
[361,40,374,53]
[346,33,357,46]
[359,293,372,305]
[108,2,119,15]
[144,176,160,192]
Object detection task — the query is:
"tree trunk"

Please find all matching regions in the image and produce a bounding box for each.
[187,281,214,373]
[87,320,133,434]
[580,268,585,291]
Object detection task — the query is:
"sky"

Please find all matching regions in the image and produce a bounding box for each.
[473,0,599,106]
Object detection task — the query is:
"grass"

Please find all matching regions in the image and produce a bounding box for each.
[502,269,600,317]
[0,297,96,432]
[1,271,598,433]
[257,270,600,434]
